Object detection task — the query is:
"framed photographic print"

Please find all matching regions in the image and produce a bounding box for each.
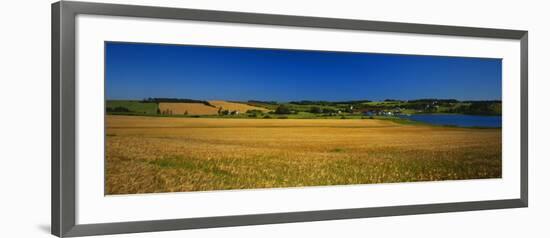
[52,1,528,237]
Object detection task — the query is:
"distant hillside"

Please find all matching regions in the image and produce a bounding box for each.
[209,100,270,113]
[106,98,501,116]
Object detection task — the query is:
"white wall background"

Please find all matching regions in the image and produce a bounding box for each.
[0,0,546,237]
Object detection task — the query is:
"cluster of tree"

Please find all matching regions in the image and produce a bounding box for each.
[274,105,293,114]
[246,109,264,114]
[462,100,502,104]
[332,100,372,104]
[106,106,131,113]
[141,98,214,107]
[289,100,336,106]
[308,106,340,114]
[290,99,372,105]
[218,108,240,116]
[383,99,404,102]
[403,99,460,109]
[407,99,459,104]
[444,102,500,115]
[309,106,323,114]
[159,109,175,115]
[399,102,434,110]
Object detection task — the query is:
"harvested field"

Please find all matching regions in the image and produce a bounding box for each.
[106,115,502,195]
[158,102,218,115]
[209,100,270,113]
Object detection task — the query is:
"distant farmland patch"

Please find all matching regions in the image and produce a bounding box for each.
[209,100,270,113]
[106,100,157,115]
[159,102,218,115]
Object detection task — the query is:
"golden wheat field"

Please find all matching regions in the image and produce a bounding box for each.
[158,102,218,115]
[105,115,502,195]
[209,100,271,113]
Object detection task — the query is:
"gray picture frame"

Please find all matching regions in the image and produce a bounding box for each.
[51,1,528,237]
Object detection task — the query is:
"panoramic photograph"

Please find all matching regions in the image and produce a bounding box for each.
[105,42,502,195]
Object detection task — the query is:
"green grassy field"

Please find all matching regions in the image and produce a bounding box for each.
[106,100,158,115]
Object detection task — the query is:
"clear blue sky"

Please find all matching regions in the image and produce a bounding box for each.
[105,42,502,102]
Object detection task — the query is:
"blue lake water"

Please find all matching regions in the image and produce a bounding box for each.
[398,114,502,128]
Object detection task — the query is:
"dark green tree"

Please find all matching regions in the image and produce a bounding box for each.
[309,106,322,114]
[274,105,292,114]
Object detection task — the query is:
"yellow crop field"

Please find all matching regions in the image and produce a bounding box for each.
[158,102,218,115]
[209,100,270,113]
[105,115,501,195]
